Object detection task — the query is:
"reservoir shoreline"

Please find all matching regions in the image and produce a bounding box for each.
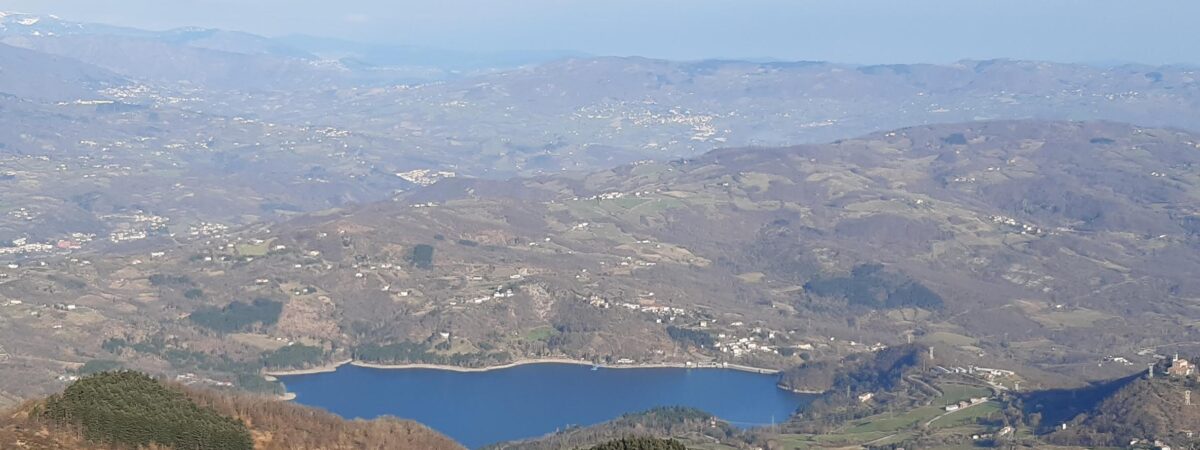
[267,358,785,401]
[266,358,780,378]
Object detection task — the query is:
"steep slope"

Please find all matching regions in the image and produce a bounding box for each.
[1040,369,1200,448]
[0,42,124,101]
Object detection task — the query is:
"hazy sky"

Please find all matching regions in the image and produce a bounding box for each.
[3,0,1198,64]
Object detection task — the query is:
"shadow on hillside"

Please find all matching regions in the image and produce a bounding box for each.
[1019,372,1142,433]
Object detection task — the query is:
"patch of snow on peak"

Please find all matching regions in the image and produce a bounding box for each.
[17,17,39,26]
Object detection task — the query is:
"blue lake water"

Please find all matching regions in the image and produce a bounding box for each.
[280,363,812,448]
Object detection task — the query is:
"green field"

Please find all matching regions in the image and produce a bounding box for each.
[936,384,992,406]
[845,405,943,433]
[932,401,1002,428]
[523,326,556,342]
[234,239,275,257]
[772,381,1000,449]
[562,196,687,222]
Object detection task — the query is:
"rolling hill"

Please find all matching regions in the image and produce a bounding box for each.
[0,371,462,449]
[1,120,1196,405]
[3,24,1200,250]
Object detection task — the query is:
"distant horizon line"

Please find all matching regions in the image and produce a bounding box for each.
[3,9,1198,69]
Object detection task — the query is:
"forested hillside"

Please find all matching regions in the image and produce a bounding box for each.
[42,371,253,449]
[0,371,462,450]
[780,345,929,395]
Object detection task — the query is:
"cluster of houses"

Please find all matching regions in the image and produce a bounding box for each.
[109,228,150,243]
[591,191,628,200]
[55,232,94,250]
[1130,438,1181,450]
[989,214,1046,236]
[939,365,1016,380]
[971,426,1013,441]
[395,169,457,186]
[715,330,779,357]
[577,102,723,143]
[944,395,991,412]
[313,127,351,138]
[130,213,170,228]
[588,294,865,362]
[6,207,36,221]
[565,189,663,203]
[0,237,54,255]
[188,221,229,237]
[583,295,692,324]
[615,301,686,318]
[105,213,171,243]
[99,83,192,104]
[1103,355,1135,366]
[461,287,517,305]
[616,256,657,269]
[175,372,233,388]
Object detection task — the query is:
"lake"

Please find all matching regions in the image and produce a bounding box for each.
[280,363,812,448]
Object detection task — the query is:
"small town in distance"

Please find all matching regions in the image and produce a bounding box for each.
[3,2,1200,449]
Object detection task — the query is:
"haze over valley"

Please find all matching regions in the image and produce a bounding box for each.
[2,4,1200,449]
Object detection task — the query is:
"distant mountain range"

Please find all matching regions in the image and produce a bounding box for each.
[2,26,1199,248]
[0,11,579,87]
